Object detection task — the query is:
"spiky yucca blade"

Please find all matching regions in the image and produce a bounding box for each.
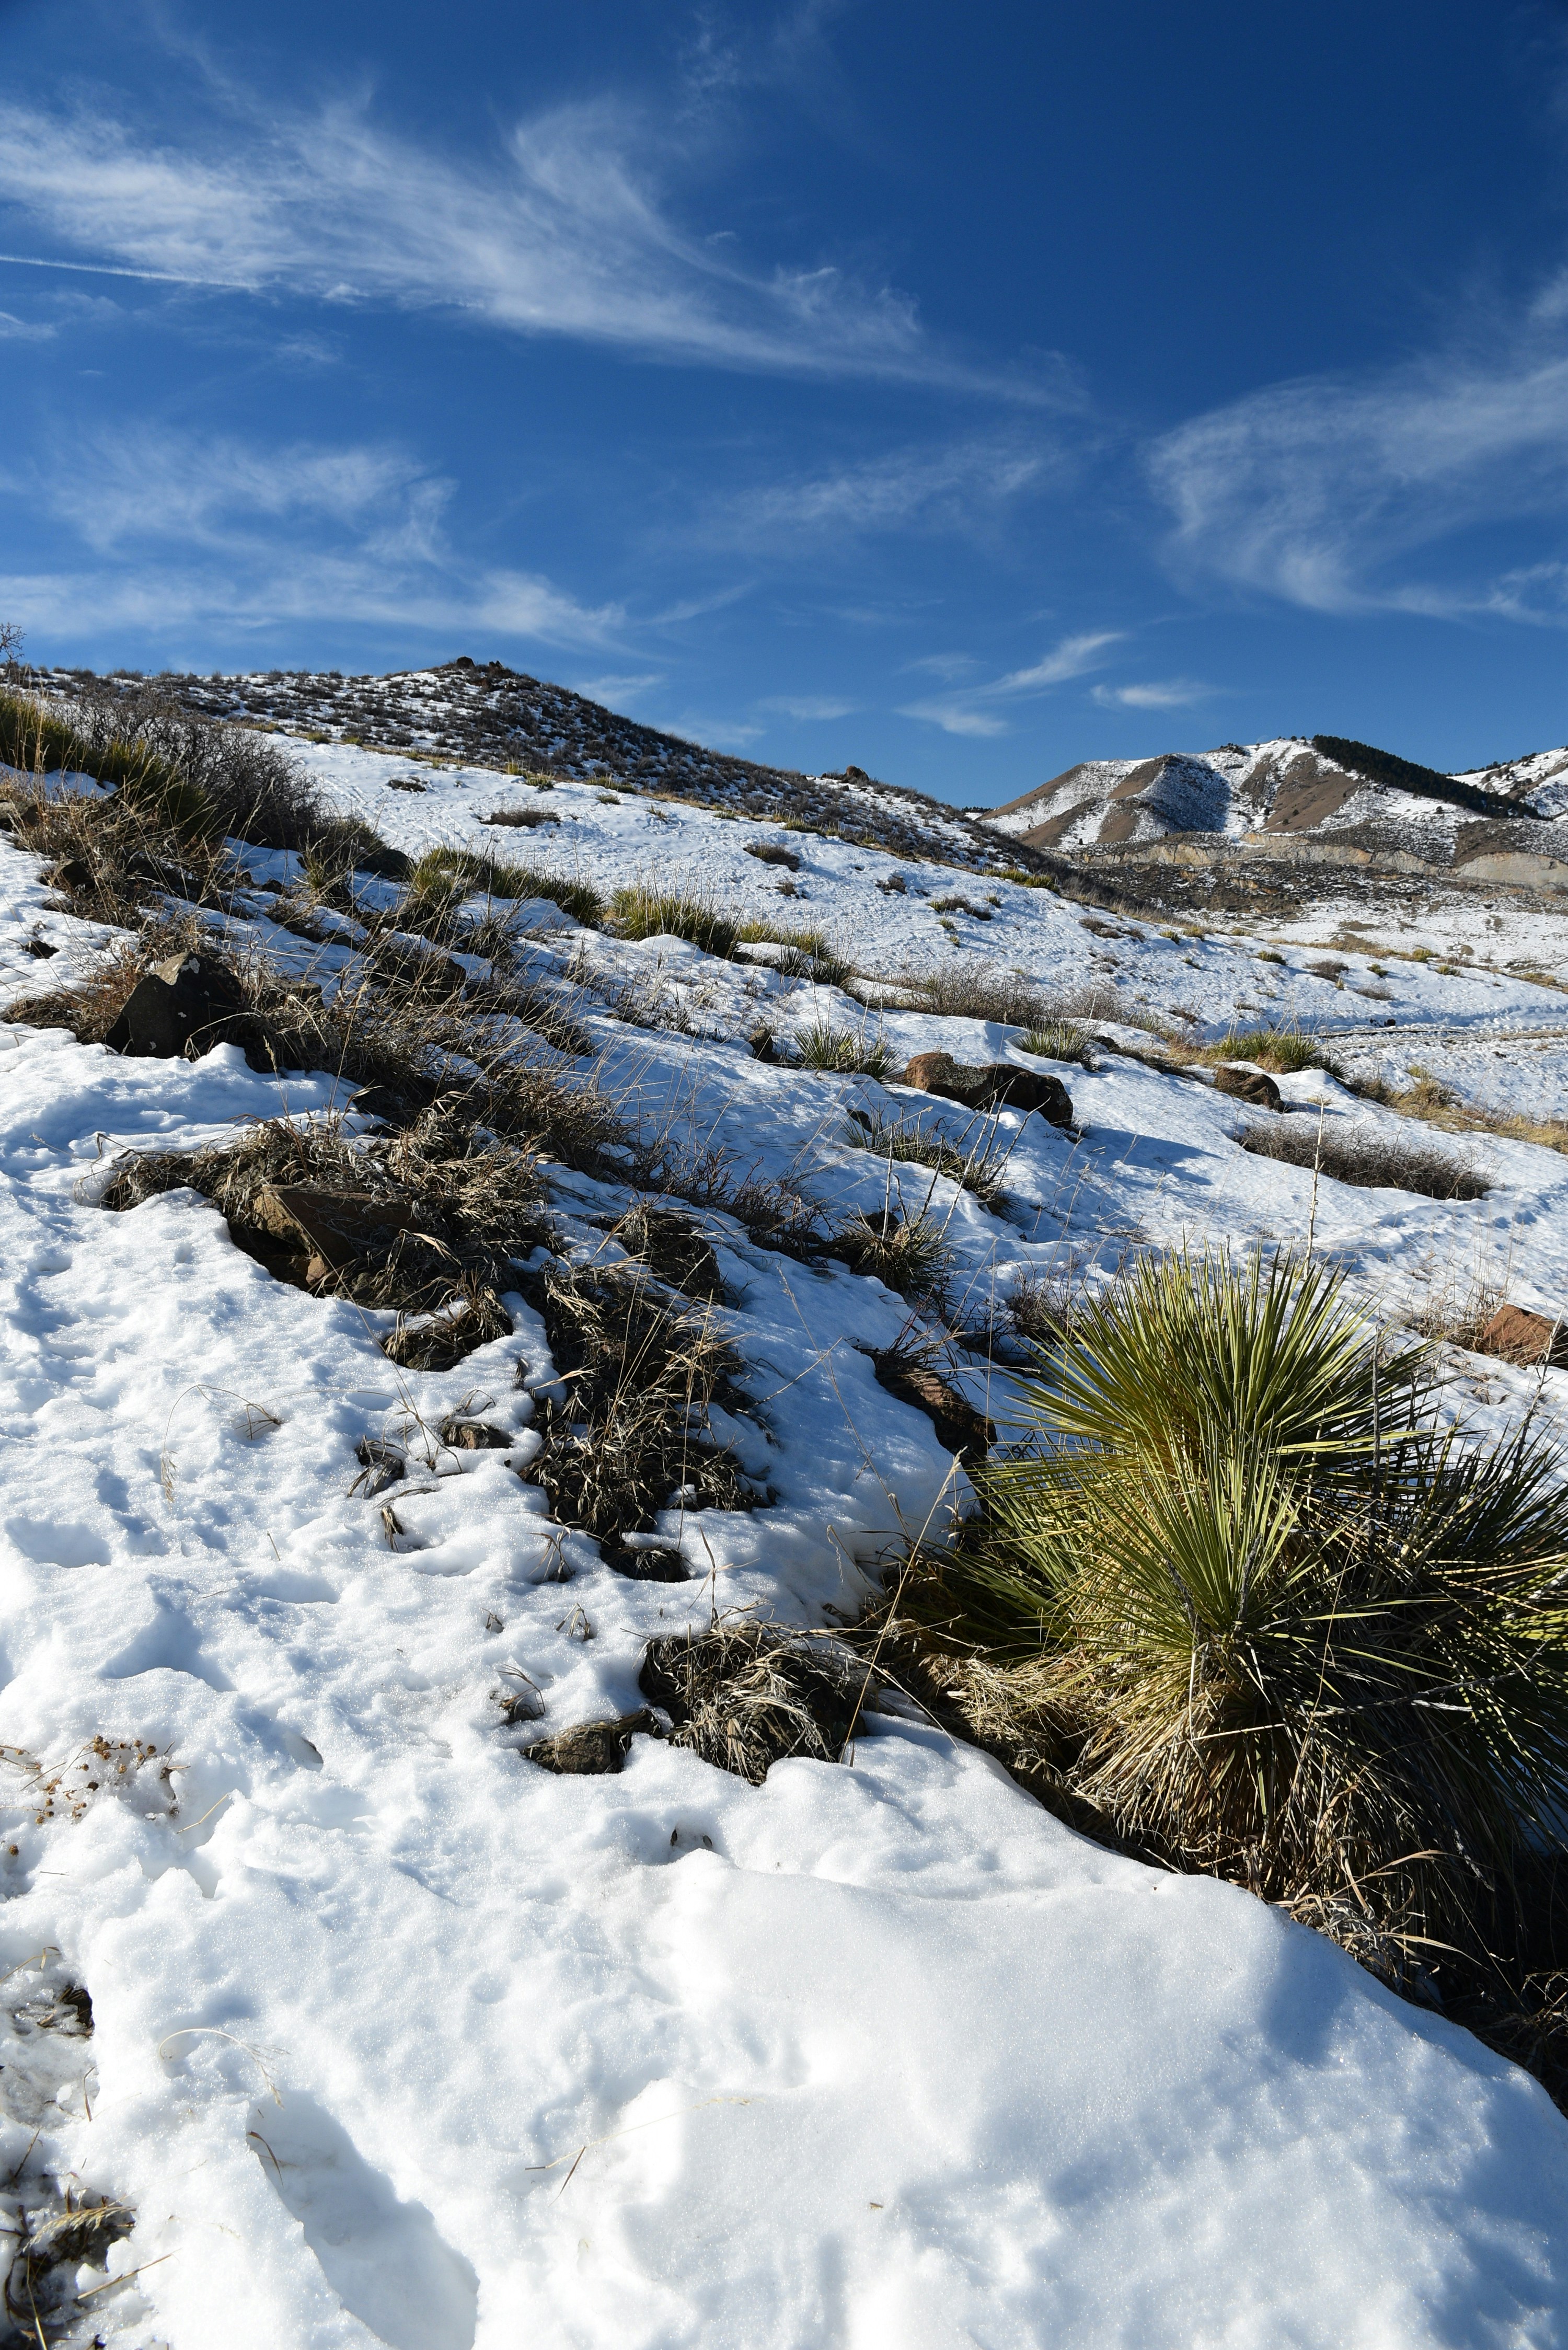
[945,1247,1568,1937]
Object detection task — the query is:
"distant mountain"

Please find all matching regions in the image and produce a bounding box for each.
[987,735,1568,853]
[35,656,1017,876]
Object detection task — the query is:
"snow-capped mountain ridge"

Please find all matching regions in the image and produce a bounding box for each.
[988,734,1568,853]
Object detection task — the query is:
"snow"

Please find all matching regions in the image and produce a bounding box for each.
[3,744,1568,2343]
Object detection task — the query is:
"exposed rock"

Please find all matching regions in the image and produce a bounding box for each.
[524,1711,662,1775]
[44,857,92,894]
[1213,1064,1283,1112]
[346,1075,443,1128]
[901,1050,1073,1127]
[439,1417,514,1450]
[1478,1305,1568,1368]
[601,1540,689,1582]
[102,951,246,1058]
[253,1183,422,1278]
[870,1350,994,1465]
[351,1438,406,1499]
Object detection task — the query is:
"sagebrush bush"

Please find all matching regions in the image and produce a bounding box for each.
[913,1250,1568,1953]
[2,683,324,848]
[1239,1114,1489,1200]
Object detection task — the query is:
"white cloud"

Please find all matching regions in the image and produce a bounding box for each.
[709,435,1064,541]
[1091,677,1214,710]
[0,424,624,651]
[896,696,1008,738]
[570,673,666,704]
[898,629,1121,736]
[991,631,1123,693]
[0,91,1036,392]
[662,711,764,749]
[0,309,54,341]
[1150,337,1568,619]
[759,694,856,719]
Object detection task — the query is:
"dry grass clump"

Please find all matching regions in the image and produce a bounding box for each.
[1018,1020,1097,1068]
[630,1139,831,1261]
[401,845,599,925]
[1005,1266,1078,1352]
[521,1261,756,1539]
[611,1201,728,1300]
[1197,1026,1322,1074]
[1346,1067,1568,1161]
[1238,1113,1490,1200]
[903,964,1051,1026]
[610,885,737,958]
[42,678,324,847]
[843,1103,1013,1209]
[639,1620,870,1783]
[791,1018,893,1078]
[834,1204,955,1300]
[890,1250,1568,2027]
[102,1108,549,1365]
[0,773,235,930]
[4,2185,133,2340]
[10,926,624,1168]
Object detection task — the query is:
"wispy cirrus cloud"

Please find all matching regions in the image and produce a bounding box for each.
[702,432,1074,544]
[898,628,1122,735]
[0,86,1044,394]
[759,693,856,719]
[1149,330,1568,621]
[0,424,625,652]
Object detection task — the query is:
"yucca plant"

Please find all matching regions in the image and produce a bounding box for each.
[936,1249,1568,1946]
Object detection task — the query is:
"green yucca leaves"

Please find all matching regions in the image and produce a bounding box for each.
[947,1248,1568,1940]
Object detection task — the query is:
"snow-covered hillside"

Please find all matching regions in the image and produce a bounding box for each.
[4,735,1568,2345]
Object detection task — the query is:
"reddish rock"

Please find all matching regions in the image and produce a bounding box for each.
[1478,1305,1568,1368]
[1213,1064,1283,1112]
[901,1050,1073,1127]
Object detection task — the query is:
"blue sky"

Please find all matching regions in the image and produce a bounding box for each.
[2,0,1566,803]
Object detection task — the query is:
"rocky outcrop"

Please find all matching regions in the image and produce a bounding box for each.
[900,1051,1073,1127]
[1213,1065,1282,1112]
[102,951,246,1058]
